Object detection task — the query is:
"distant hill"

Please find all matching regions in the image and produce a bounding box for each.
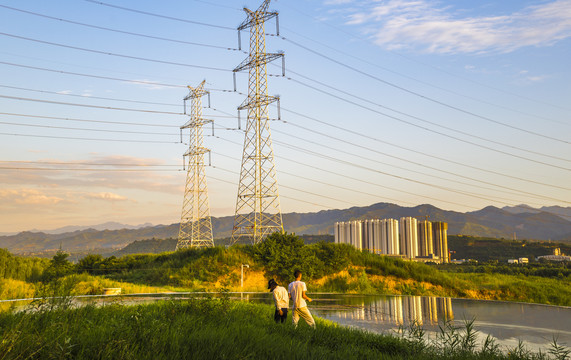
[502,205,571,221]
[1,202,570,255]
[29,221,155,235]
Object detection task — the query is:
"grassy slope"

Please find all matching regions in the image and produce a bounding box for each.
[1,243,570,306]
[0,298,559,360]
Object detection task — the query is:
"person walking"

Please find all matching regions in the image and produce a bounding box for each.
[268,279,289,323]
[288,269,315,328]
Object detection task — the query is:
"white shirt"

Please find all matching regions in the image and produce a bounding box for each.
[272,285,289,310]
[288,280,308,309]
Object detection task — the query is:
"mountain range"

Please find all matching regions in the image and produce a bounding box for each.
[1,203,570,255]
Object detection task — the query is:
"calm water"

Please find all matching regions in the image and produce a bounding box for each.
[4,292,570,352]
[237,292,571,352]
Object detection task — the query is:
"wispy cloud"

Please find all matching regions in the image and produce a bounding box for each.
[335,0,571,54]
[82,192,130,202]
[126,79,169,90]
[0,189,63,205]
[0,155,182,194]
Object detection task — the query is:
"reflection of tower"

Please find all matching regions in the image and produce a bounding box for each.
[176,81,214,250]
[422,296,438,324]
[403,296,424,325]
[437,297,454,321]
[231,0,285,244]
[390,296,404,325]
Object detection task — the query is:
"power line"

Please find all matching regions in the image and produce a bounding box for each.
[0,62,242,96]
[0,4,241,52]
[0,61,184,88]
[212,132,564,209]
[1,32,232,72]
[208,171,335,209]
[211,120,568,204]
[0,160,178,167]
[280,68,570,163]
[282,77,571,171]
[0,94,184,115]
[274,27,567,127]
[0,166,180,172]
[273,139,571,206]
[0,132,181,144]
[0,84,180,107]
[0,121,179,137]
[208,107,569,201]
[280,36,570,144]
[0,112,178,128]
[278,105,571,191]
[269,126,567,203]
[84,0,235,30]
[278,3,571,112]
[0,85,241,118]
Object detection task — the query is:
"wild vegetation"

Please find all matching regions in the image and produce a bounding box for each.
[1,297,569,360]
[1,233,570,307]
[448,235,571,262]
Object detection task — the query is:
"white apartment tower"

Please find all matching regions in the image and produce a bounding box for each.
[399,217,418,259]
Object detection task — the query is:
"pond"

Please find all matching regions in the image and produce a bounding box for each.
[237,292,571,353]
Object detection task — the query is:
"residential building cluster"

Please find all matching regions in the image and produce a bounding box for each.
[334,217,449,263]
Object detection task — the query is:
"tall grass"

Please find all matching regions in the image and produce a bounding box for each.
[0,299,567,360]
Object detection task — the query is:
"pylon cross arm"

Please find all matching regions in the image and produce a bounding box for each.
[238,95,279,110]
[238,11,277,31]
[233,53,283,73]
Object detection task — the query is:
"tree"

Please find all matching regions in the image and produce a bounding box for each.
[253,232,306,282]
[42,250,73,281]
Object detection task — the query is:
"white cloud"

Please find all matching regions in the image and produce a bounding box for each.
[82,192,129,201]
[0,189,63,205]
[324,0,355,4]
[126,79,169,90]
[0,155,181,194]
[336,0,571,54]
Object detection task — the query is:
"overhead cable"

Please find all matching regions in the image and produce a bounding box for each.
[0,4,241,51]
[1,32,232,72]
[280,68,570,163]
[280,36,570,144]
[84,0,235,30]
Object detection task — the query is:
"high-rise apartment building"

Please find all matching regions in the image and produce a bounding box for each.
[334,218,449,263]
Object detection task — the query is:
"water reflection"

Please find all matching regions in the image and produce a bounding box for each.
[332,296,453,326]
[306,294,571,353]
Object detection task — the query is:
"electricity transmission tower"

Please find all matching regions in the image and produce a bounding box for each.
[176,80,214,249]
[231,0,285,244]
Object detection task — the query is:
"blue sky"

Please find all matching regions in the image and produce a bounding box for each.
[0,0,570,233]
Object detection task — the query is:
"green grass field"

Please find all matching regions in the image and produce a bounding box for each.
[1,297,569,360]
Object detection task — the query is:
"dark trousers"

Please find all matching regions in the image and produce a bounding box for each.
[274,308,288,323]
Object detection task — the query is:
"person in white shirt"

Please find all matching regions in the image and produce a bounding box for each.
[268,279,289,323]
[287,269,316,328]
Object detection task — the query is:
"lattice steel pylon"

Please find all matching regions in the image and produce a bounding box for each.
[176,80,214,249]
[231,0,285,244]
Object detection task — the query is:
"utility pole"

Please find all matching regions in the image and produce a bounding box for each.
[231,0,285,244]
[176,80,215,250]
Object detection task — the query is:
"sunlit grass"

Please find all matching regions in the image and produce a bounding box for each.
[0,298,566,360]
